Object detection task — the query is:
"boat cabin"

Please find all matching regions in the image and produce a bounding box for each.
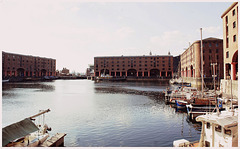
[182,87,198,93]
[196,109,238,147]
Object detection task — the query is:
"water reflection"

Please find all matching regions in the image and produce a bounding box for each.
[2,82,55,93]
[2,80,201,147]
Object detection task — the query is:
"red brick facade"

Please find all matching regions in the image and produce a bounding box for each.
[181,38,224,79]
[2,51,56,78]
[94,55,173,78]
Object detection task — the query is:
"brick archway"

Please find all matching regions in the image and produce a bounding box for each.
[127,69,137,76]
[17,68,25,77]
[150,69,160,77]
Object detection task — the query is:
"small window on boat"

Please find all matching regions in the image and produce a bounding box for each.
[206,122,210,129]
[205,141,210,147]
[224,128,231,135]
[215,125,222,132]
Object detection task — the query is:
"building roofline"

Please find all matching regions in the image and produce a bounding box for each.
[2,51,56,60]
[221,2,238,18]
[181,37,223,55]
[94,55,173,58]
[193,37,223,44]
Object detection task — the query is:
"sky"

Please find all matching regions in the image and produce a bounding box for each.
[0,0,233,73]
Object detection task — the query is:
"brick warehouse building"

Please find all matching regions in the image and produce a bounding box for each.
[180,37,224,89]
[2,51,56,79]
[94,54,173,78]
[221,2,238,98]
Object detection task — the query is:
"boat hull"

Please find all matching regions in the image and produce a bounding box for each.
[176,100,187,109]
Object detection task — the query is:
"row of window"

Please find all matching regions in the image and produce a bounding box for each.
[206,122,231,135]
[4,54,55,61]
[203,49,219,53]
[226,35,237,48]
[202,43,219,48]
[96,68,172,71]
[203,55,219,61]
[226,21,237,37]
[225,8,237,24]
[4,63,55,68]
[96,64,171,67]
[97,60,171,64]
[6,58,55,64]
[5,67,55,71]
[96,57,171,61]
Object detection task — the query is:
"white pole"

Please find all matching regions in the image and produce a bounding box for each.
[200,28,204,98]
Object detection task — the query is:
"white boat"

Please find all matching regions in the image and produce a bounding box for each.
[2,79,9,83]
[173,108,238,147]
[196,108,238,147]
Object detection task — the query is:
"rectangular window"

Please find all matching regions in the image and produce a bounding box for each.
[233,21,236,28]
[225,16,228,24]
[209,49,212,53]
[233,35,236,42]
[224,128,231,135]
[209,43,212,47]
[232,9,235,16]
[216,43,218,47]
[215,125,222,132]
[216,49,218,53]
[226,37,229,48]
[226,26,229,36]
[226,51,229,58]
[207,122,210,129]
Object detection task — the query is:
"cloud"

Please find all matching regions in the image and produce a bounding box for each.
[198,26,222,39]
[70,6,80,12]
[149,30,191,55]
[115,26,135,39]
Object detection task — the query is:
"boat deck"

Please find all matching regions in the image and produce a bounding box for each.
[40,133,66,147]
[190,142,199,147]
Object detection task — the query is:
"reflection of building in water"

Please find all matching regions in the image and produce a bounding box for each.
[94,53,173,78]
[2,51,56,79]
[220,2,238,98]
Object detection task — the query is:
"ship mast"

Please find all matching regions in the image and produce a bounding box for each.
[200,28,204,98]
[211,63,219,115]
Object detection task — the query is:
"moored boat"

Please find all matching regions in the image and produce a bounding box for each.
[173,107,238,147]
[2,109,66,147]
[175,100,188,110]
[2,79,9,83]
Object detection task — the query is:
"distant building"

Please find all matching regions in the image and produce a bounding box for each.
[86,64,94,77]
[94,54,173,78]
[2,51,56,79]
[173,55,180,78]
[60,67,70,76]
[180,37,224,89]
[221,2,238,98]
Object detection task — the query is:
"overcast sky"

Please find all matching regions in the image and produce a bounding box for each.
[0,1,232,73]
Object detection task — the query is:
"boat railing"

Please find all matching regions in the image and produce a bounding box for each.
[177,140,199,147]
